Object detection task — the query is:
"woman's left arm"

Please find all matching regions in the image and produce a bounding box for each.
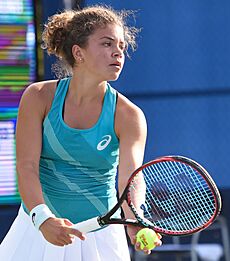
[116,96,147,199]
[115,94,162,254]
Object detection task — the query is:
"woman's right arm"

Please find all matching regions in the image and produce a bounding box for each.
[16,82,84,245]
[16,83,47,210]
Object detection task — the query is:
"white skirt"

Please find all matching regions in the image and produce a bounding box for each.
[0,205,131,261]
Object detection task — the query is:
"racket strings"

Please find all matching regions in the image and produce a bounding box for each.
[177,162,215,215]
[152,162,213,229]
[163,161,215,219]
[144,166,193,231]
[140,160,216,232]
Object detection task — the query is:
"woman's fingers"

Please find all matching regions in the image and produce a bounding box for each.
[40,217,86,246]
[65,226,86,241]
[134,242,151,255]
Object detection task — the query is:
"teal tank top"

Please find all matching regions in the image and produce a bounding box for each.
[23,78,120,223]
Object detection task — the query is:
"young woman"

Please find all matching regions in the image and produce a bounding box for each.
[0,5,161,261]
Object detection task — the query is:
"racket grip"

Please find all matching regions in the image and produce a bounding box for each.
[72,217,101,233]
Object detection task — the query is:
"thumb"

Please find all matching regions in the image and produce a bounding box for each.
[63,219,73,226]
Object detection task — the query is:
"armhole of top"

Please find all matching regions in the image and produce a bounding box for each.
[114,91,119,141]
[56,79,61,87]
[42,79,62,124]
[116,91,118,105]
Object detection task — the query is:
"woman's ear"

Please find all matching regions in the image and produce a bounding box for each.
[72,45,84,63]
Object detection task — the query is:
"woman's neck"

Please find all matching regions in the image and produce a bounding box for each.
[67,73,107,104]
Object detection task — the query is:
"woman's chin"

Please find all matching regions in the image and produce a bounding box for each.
[108,73,121,81]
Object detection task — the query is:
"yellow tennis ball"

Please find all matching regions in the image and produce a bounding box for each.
[136,228,158,250]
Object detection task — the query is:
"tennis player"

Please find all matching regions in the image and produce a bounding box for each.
[0,5,161,260]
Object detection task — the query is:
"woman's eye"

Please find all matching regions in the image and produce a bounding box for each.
[120,45,126,51]
[103,42,111,47]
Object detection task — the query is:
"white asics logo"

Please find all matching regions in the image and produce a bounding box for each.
[97,135,112,151]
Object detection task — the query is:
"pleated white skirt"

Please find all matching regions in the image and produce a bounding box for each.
[0,205,131,261]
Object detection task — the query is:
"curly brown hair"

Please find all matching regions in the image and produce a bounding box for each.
[41,5,139,78]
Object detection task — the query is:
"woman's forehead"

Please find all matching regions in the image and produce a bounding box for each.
[91,24,125,40]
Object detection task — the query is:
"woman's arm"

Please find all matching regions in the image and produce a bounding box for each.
[16,83,47,210]
[16,82,83,245]
[115,93,161,253]
[115,94,147,218]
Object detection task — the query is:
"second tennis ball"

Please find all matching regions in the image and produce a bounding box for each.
[136,228,158,250]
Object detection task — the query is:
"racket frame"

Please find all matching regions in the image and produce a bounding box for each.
[100,155,222,236]
[74,155,222,236]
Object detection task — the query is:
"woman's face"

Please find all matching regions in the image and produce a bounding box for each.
[80,23,126,82]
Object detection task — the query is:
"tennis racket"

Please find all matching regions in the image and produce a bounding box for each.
[73,155,222,236]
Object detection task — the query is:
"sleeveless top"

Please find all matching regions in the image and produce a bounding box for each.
[23,78,120,223]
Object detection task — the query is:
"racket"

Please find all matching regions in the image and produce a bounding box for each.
[73,155,222,236]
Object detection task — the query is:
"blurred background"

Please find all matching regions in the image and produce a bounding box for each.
[0,0,229,260]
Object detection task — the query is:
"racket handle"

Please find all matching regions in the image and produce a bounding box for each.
[72,217,101,233]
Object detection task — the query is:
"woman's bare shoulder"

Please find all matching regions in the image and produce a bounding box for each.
[23,80,58,99]
[115,92,147,137]
[116,92,146,121]
[19,80,59,117]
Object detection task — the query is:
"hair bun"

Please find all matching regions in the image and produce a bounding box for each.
[41,11,75,57]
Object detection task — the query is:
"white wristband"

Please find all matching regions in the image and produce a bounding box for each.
[30,204,55,230]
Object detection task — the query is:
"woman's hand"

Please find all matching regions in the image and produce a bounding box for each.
[126,225,162,255]
[39,217,86,246]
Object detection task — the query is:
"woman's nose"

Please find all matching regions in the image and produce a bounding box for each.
[112,47,123,57]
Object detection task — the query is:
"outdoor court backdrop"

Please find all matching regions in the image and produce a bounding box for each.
[0,1,229,258]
